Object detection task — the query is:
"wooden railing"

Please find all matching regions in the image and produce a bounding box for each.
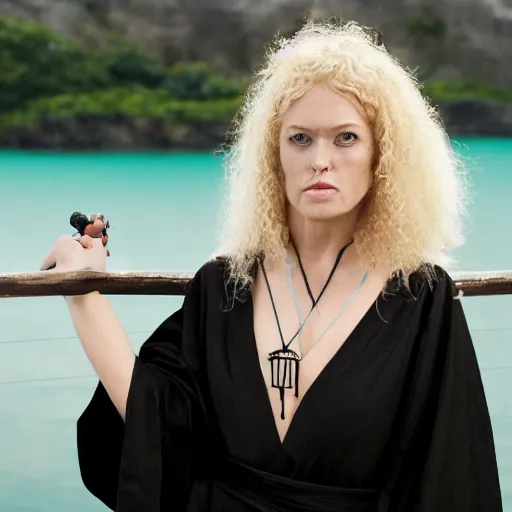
[1,269,512,298]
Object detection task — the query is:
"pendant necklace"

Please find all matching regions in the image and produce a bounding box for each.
[259,240,368,420]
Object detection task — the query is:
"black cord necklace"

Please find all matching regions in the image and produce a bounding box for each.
[259,239,353,420]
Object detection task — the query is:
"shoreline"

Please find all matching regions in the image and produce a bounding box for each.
[0,135,510,155]
[1,99,511,150]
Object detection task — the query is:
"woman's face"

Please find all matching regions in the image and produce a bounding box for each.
[279,84,375,222]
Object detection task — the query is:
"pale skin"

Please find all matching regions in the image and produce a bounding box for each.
[252,84,392,442]
[40,235,134,420]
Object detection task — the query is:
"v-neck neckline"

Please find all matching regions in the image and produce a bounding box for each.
[245,286,387,451]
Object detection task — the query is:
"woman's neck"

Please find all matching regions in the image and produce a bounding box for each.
[287,210,359,270]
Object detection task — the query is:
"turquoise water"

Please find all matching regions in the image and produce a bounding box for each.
[0,141,511,510]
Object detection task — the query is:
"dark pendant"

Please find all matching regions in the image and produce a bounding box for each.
[268,348,301,420]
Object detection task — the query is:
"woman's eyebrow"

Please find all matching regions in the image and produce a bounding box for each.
[285,122,363,132]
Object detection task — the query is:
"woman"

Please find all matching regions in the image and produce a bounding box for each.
[41,19,502,512]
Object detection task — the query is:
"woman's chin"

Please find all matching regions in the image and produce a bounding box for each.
[299,203,350,222]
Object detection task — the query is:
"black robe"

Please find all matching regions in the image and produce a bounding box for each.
[76,257,503,512]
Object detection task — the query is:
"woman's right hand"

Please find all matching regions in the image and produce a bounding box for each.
[40,235,108,273]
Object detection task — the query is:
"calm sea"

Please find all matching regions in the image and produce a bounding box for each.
[0,140,511,510]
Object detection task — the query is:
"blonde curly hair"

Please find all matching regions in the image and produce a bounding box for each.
[216,18,468,294]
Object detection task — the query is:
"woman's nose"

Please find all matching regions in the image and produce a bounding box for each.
[310,161,332,173]
[310,141,334,173]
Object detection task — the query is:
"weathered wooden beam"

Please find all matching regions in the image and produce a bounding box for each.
[450,271,512,297]
[0,270,511,299]
[0,271,194,298]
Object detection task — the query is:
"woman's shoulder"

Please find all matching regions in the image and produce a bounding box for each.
[385,263,457,305]
[186,255,228,292]
[190,254,256,309]
[379,264,462,348]
[187,254,239,295]
[180,255,247,319]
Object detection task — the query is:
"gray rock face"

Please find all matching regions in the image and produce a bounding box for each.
[0,115,231,150]
[441,100,512,135]
[1,0,511,84]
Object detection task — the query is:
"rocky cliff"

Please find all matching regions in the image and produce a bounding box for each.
[1,0,511,84]
[1,0,511,148]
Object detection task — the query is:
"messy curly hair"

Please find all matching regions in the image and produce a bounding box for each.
[216,18,468,294]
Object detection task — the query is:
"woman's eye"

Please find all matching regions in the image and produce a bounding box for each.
[337,132,358,145]
[290,133,311,145]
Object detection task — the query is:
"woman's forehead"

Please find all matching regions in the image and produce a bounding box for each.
[281,85,370,132]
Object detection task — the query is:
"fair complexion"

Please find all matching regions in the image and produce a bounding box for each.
[252,83,392,442]
[40,236,134,420]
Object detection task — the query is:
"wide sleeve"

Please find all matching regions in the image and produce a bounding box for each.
[379,270,503,512]
[76,266,210,512]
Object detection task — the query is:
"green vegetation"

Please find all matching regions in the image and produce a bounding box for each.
[423,79,512,104]
[1,14,511,140]
[0,15,246,134]
[0,89,242,133]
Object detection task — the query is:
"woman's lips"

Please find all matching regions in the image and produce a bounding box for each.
[304,182,338,201]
